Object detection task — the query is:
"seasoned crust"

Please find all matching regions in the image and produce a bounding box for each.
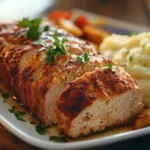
[55,67,143,137]
[56,67,139,121]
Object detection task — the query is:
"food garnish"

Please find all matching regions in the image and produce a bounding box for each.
[46,31,68,63]
[49,136,67,142]
[30,122,36,124]
[9,106,26,122]
[35,123,49,135]
[76,52,90,64]
[0,89,9,102]
[129,55,133,61]
[19,18,49,40]
[107,63,117,72]
[129,32,136,36]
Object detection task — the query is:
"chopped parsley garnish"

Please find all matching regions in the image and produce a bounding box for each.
[49,136,67,142]
[46,31,68,63]
[142,44,146,49]
[129,56,133,61]
[0,89,9,100]
[35,123,49,135]
[19,18,49,40]
[76,52,90,64]
[107,63,117,72]
[42,25,49,32]
[9,106,26,122]
[30,121,36,124]
[129,32,136,36]
[9,106,15,113]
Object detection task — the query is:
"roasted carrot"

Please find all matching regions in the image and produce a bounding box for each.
[74,15,90,29]
[49,10,72,20]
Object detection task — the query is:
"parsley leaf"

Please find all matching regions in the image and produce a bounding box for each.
[9,106,26,122]
[0,89,9,99]
[9,106,15,113]
[42,25,49,32]
[129,32,136,36]
[107,63,117,72]
[19,18,30,27]
[49,136,67,142]
[46,31,68,63]
[19,18,49,40]
[31,18,42,26]
[129,56,133,61]
[27,25,41,40]
[35,123,49,135]
[30,121,36,124]
[46,47,55,63]
[76,52,90,64]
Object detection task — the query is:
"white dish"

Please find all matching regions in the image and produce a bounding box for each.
[0,9,150,150]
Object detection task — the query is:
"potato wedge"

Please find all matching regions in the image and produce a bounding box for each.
[133,108,150,129]
[58,18,83,37]
[83,25,109,44]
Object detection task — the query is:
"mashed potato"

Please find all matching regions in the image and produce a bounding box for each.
[99,33,150,107]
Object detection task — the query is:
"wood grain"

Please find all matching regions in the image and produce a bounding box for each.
[0,124,41,150]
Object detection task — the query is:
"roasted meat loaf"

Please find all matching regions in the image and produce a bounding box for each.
[0,21,143,137]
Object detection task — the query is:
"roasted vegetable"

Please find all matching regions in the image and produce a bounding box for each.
[74,15,90,29]
[49,10,72,20]
[83,25,109,44]
[58,18,83,37]
[133,108,150,129]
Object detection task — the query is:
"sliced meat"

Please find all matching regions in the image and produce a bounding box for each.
[55,67,143,137]
[0,21,143,137]
[33,54,112,124]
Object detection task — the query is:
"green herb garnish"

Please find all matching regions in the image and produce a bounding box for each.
[30,121,36,124]
[35,123,49,135]
[46,31,68,63]
[19,18,49,40]
[142,44,146,49]
[49,136,67,142]
[0,89,9,100]
[129,56,133,61]
[76,52,90,64]
[9,106,15,113]
[129,32,136,36]
[42,25,49,32]
[107,63,117,72]
[9,106,26,122]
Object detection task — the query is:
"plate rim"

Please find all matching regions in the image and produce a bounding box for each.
[1,111,150,150]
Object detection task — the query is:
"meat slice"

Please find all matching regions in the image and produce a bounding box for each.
[55,67,143,137]
[0,22,99,124]
[20,53,112,125]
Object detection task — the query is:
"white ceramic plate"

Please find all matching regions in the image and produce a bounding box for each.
[0,9,150,150]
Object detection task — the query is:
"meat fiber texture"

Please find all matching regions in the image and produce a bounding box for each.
[0,22,143,137]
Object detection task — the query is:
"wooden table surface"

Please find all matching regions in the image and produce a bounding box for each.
[0,0,150,150]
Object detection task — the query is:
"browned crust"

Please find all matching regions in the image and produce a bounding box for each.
[55,67,140,123]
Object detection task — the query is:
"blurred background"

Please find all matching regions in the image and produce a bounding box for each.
[0,0,149,26]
